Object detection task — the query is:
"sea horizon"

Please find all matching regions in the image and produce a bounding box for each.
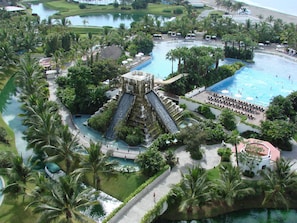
[234,0,296,16]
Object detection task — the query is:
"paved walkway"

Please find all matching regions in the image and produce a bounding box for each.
[112,145,221,223]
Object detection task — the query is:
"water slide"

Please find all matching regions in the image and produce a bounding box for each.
[105,93,135,139]
[146,91,179,134]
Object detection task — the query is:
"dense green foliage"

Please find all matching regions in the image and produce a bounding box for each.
[217,147,232,162]
[130,32,154,55]
[164,45,244,95]
[135,147,165,177]
[56,63,112,114]
[196,105,215,119]
[88,100,117,133]
[260,92,297,150]
[115,122,144,146]
[219,108,237,131]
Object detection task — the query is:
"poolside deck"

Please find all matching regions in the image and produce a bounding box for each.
[191,90,266,126]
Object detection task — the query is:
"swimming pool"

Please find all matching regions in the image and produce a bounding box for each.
[208,54,297,107]
[134,40,215,80]
[135,40,297,106]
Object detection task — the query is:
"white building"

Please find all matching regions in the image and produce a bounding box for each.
[234,138,280,176]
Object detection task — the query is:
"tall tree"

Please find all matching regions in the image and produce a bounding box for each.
[45,125,79,175]
[28,174,100,223]
[261,158,297,209]
[135,147,165,177]
[213,165,254,206]
[1,155,33,201]
[171,165,211,214]
[76,141,118,190]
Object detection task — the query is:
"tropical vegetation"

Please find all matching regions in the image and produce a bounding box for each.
[0,1,297,222]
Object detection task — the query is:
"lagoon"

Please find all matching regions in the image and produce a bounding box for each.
[30,3,170,28]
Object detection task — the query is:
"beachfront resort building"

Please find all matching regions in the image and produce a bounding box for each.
[234,138,280,176]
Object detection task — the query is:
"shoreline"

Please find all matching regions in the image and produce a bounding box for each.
[201,0,297,24]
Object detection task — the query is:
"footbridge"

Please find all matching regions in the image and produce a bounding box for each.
[154,73,188,85]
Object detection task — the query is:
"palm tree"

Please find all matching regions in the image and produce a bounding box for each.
[45,125,79,175]
[228,130,242,167]
[171,165,211,214]
[76,141,118,190]
[261,158,297,209]
[213,165,254,206]
[0,41,18,74]
[15,54,47,99]
[28,174,100,223]
[211,47,224,70]
[164,150,177,169]
[1,154,33,201]
[24,110,60,155]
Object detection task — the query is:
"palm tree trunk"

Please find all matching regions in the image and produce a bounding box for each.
[235,143,239,167]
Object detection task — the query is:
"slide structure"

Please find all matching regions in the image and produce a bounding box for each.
[105,93,135,139]
[146,91,179,134]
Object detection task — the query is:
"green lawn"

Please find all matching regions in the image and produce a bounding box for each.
[0,196,36,223]
[99,172,147,201]
[206,166,220,181]
[0,116,16,153]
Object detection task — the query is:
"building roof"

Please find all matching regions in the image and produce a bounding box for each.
[233,138,280,161]
[4,6,26,12]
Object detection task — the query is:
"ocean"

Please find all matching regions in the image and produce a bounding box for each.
[234,0,296,16]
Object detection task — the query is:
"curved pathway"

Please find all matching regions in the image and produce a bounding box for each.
[110,144,221,223]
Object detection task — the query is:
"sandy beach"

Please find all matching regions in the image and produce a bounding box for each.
[201,0,297,24]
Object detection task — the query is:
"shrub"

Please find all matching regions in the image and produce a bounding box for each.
[240,130,260,139]
[0,127,9,144]
[217,147,232,162]
[173,8,183,14]
[116,123,144,146]
[79,3,86,9]
[196,105,216,119]
[190,148,203,160]
[162,9,171,13]
[113,2,119,8]
[179,103,187,109]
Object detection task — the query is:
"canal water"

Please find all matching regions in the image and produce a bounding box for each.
[0,78,31,162]
[157,209,297,223]
[30,3,171,28]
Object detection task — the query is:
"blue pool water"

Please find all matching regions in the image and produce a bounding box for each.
[208,54,297,107]
[2,94,31,161]
[135,40,297,107]
[134,40,214,80]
